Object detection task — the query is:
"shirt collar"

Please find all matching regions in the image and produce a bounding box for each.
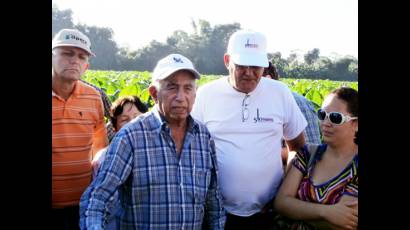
[71,81,82,97]
[51,80,81,99]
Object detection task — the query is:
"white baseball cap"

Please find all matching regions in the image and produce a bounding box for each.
[52,29,95,57]
[152,54,200,82]
[227,30,268,67]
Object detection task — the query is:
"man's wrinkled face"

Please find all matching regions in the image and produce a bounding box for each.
[149,70,197,124]
[52,46,89,82]
[224,54,264,94]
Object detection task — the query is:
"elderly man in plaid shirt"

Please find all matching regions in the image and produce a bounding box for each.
[80,53,226,230]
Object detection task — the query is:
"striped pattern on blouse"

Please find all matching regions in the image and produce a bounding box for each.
[292,144,358,204]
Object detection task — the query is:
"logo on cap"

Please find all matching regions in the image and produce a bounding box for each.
[173,57,184,63]
[64,34,88,46]
[244,39,258,48]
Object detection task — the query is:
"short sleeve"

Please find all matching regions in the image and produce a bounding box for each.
[191,87,205,123]
[291,146,310,175]
[99,89,112,118]
[283,86,308,141]
[92,98,109,156]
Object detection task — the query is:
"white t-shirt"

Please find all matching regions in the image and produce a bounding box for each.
[191,77,307,216]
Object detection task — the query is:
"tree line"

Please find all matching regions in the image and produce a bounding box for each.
[52,5,357,81]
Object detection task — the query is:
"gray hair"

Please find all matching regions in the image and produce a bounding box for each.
[151,79,161,90]
[150,71,197,90]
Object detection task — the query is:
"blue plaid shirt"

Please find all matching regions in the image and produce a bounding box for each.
[292,92,321,144]
[80,106,226,230]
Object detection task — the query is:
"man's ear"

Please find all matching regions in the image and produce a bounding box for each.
[85,62,89,71]
[148,85,158,103]
[223,54,230,69]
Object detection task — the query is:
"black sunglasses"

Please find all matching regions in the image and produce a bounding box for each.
[317,109,357,125]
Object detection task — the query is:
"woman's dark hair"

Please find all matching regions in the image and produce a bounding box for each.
[263,61,279,80]
[331,87,358,117]
[110,95,148,130]
[331,87,358,144]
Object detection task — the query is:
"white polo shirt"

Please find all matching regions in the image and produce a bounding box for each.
[191,77,307,216]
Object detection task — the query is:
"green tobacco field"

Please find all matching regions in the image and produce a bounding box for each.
[83,70,358,110]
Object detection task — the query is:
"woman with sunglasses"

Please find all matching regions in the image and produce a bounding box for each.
[273,87,358,230]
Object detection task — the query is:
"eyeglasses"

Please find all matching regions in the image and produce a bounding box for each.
[317,109,357,125]
[235,64,263,73]
[242,94,250,122]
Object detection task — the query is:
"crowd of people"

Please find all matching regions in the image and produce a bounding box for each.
[52,28,358,230]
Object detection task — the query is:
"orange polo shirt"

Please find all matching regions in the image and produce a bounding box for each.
[52,80,108,208]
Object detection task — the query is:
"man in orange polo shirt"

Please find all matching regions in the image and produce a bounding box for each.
[52,28,108,230]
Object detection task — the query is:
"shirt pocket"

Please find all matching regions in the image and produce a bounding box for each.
[63,109,97,138]
[193,168,211,204]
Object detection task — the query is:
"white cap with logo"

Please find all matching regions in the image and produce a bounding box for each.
[152,54,200,82]
[227,30,268,67]
[52,29,95,57]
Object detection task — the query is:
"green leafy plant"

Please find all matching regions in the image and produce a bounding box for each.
[83,70,358,110]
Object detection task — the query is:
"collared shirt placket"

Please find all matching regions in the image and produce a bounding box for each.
[162,125,187,230]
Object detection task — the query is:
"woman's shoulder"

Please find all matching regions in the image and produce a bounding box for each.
[301,143,327,160]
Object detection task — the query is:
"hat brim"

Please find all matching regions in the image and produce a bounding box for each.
[230,53,268,67]
[52,44,96,57]
[155,67,200,81]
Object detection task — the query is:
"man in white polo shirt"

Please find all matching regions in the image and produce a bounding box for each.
[191,30,307,229]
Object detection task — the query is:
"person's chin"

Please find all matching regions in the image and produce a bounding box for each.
[169,112,188,120]
[63,72,81,80]
[322,135,333,143]
[240,82,257,92]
